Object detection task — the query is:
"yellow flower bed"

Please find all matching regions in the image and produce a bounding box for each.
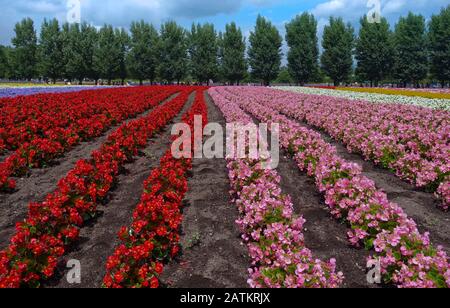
[336,87,450,100]
[0,83,73,88]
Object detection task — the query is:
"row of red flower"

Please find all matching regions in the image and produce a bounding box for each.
[0,87,163,151]
[223,87,449,288]
[0,87,181,192]
[0,87,194,288]
[103,89,209,288]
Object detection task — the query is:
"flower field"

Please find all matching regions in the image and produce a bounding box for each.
[276,86,450,110]
[0,86,112,99]
[0,85,448,289]
[336,87,450,100]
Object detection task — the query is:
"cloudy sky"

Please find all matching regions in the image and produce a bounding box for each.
[0,0,448,46]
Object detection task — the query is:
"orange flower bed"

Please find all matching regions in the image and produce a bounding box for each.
[336,87,450,100]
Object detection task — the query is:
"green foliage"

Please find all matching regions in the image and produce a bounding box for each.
[285,13,319,85]
[93,25,123,84]
[393,12,428,86]
[248,15,283,86]
[62,23,98,84]
[355,16,394,86]
[115,28,130,84]
[128,21,159,84]
[429,5,450,86]
[274,67,293,84]
[189,23,219,84]
[159,21,188,83]
[39,19,64,83]
[0,45,10,78]
[219,22,247,85]
[321,17,355,86]
[11,18,38,80]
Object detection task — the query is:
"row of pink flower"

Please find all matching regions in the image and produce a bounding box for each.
[208,88,343,288]
[219,86,450,288]
[259,88,449,209]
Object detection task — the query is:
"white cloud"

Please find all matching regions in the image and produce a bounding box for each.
[0,0,448,45]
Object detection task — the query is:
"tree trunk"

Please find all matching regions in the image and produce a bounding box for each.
[139,79,143,86]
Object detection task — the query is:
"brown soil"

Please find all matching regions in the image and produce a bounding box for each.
[45,92,195,288]
[277,152,378,288]
[0,93,179,250]
[245,110,378,288]
[299,121,450,255]
[160,92,249,288]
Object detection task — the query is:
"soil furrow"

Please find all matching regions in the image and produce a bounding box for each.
[0,92,180,250]
[276,151,378,288]
[160,92,249,288]
[243,108,377,288]
[292,119,450,254]
[45,92,195,288]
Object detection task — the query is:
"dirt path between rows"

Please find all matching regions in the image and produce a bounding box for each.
[277,151,377,288]
[0,93,180,250]
[294,120,450,255]
[160,92,249,288]
[243,109,377,288]
[45,92,195,288]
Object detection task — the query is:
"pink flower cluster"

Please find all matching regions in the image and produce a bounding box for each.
[258,88,450,209]
[209,88,343,288]
[217,86,450,288]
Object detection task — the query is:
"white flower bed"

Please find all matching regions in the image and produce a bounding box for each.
[275,86,450,111]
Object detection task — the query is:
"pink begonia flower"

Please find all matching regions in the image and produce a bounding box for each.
[213,86,449,288]
[209,87,343,288]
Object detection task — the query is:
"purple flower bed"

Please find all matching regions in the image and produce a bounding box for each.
[0,86,112,99]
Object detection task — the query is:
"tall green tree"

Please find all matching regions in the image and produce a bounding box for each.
[128,21,159,85]
[220,22,247,85]
[81,23,98,82]
[355,16,394,86]
[62,23,83,83]
[248,15,283,86]
[285,13,319,85]
[429,5,450,87]
[93,25,122,84]
[275,67,294,84]
[393,13,428,87]
[159,21,188,84]
[39,19,64,83]
[11,18,38,80]
[321,17,354,86]
[115,28,130,85]
[189,23,219,84]
[0,45,9,79]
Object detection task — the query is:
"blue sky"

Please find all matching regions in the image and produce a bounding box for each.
[0,0,449,46]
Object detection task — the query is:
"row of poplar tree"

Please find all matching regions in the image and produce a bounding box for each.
[0,5,449,86]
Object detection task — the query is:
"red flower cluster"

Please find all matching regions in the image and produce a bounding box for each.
[103,88,209,288]
[0,87,179,192]
[0,87,196,288]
